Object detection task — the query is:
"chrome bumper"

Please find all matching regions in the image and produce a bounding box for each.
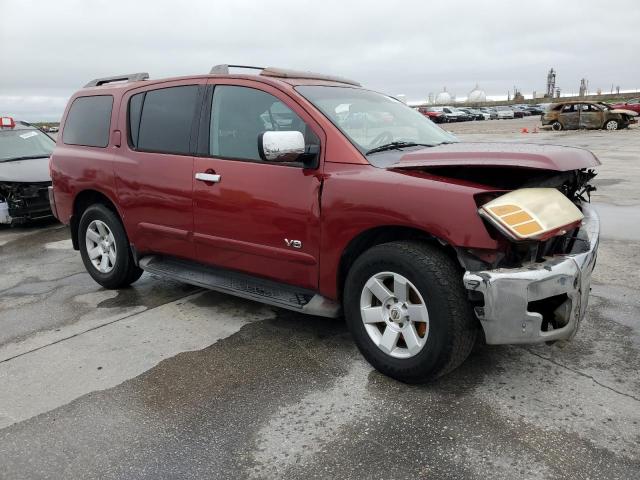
[463,203,599,345]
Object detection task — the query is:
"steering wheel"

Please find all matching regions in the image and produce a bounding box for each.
[368,131,394,148]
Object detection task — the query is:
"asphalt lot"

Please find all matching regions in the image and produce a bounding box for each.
[1,118,639,479]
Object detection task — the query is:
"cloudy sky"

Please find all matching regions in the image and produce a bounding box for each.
[1,0,639,121]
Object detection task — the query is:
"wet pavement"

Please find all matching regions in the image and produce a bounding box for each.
[1,124,639,479]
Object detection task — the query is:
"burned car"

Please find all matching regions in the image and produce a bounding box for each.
[542,101,638,131]
[0,117,55,225]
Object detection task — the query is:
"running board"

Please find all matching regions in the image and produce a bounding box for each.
[138,256,341,318]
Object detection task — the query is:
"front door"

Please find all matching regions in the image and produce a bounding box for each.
[192,81,324,289]
[579,103,604,129]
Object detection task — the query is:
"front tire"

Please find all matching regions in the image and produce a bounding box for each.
[344,241,477,383]
[604,119,619,130]
[551,121,563,131]
[79,204,143,289]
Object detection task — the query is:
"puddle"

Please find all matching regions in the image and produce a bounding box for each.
[591,203,640,242]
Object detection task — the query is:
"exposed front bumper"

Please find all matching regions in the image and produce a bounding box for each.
[463,203,599,345]
[0,182,53,225]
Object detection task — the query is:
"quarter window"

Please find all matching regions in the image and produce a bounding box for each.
[209,85,318,162]
[63,95,113,148]
[130,85,199,155]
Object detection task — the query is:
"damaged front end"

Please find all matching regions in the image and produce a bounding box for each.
[384,142,601,344]
[0,181,53,225]
[463,203,598,344]
[450,167,599,345]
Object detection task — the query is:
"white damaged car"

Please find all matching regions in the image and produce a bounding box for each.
[0,117,55,225]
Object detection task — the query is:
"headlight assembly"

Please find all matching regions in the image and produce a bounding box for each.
[479,188,584,241]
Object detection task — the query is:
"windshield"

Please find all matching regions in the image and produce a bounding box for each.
[295,86,457,155]
[0,128,55,162]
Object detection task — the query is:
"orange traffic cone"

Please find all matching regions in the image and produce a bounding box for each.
[521,127,529,133]
[533,126,539,133]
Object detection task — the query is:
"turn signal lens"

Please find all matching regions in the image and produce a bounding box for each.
[479,188,583,241]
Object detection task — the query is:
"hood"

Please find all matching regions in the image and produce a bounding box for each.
[610,108,638,116]
[391,142,601,172]
[0,157,51,182]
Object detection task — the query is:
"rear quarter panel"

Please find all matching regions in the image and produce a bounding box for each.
[50,90,122,225]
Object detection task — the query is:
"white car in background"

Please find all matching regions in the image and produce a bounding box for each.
[441,106,472,122]
[0,117,54,224]
[494,106,515,119]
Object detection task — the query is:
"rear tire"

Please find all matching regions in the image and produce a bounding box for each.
[344,241,477,383]
[78,204,143,289]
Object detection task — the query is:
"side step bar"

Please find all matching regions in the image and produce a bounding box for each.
[139,256,341,318]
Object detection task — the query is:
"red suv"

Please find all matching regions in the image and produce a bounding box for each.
[50,65,600,382]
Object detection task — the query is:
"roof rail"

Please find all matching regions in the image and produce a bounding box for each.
[208,64,361,87]
[209,64,265,74]
[261,67,361,87]
[84,72,149,88]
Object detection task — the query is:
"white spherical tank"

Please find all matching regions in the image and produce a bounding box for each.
[435,89,451,104]
[468,85,486,103]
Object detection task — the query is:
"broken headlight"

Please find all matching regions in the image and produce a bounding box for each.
[478,188,583,241]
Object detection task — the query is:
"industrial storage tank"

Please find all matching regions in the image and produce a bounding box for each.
[435,88,452,104]
[468,85,487,103]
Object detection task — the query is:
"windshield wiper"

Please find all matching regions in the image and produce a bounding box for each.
[1,154,50,162]
[365,141,435,155]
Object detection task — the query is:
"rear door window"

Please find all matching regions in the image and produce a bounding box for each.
[130,85,199,155]
[63,95,113,148]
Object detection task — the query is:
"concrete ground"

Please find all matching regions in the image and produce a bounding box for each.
[1,119,639,479]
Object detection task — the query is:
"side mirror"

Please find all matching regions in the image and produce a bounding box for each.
[258,131,305,163]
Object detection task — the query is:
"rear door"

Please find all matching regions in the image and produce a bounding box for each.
[192,80,324,289]
[559,104,579,129]
[114,80,206,260]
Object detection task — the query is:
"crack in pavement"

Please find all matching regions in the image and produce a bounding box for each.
[0,288,204,364]
[522,347,640,403]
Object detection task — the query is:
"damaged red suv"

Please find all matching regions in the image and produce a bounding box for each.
[49,65,600,383]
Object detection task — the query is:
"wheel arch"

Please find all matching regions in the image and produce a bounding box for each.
[603,117,620,129]
[70,189,122,250]
[336,225,459,303]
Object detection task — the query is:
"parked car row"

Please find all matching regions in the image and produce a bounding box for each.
[417,104,548,122]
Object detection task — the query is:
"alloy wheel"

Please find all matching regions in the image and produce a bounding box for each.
[359,272,429,359]
[85,219,117,273]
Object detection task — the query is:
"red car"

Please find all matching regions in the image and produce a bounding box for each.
[50,66,600,383]
[416,106,446,123]
[611,98,640,115]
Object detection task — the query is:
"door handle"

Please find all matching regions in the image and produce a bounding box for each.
[195,172,221,183]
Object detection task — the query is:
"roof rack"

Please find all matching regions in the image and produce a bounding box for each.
[210,64,265,74]
[84,72,149,88]
[261,67,361,86]
[208,64,361,87]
